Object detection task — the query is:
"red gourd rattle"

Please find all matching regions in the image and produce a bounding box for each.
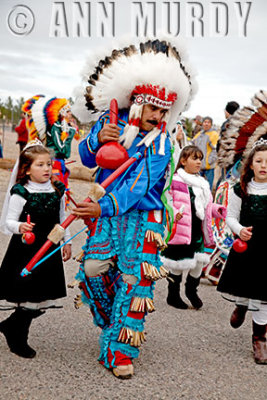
[22,215,35,245]
[95,99,129,169]
[232,238,247,253]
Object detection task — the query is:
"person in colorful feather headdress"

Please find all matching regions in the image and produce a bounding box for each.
[71,35,197,379]
[201,91,267,288]
[21,95,79,201]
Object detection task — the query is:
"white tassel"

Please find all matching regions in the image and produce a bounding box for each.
[159,109,171,155]
[158,132,166,155]
[119,103,143,149]
[137,127,161,148]
[120,124,139,149]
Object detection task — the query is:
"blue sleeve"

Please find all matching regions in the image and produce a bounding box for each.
[79,118,104,168]
[98,146,171,217]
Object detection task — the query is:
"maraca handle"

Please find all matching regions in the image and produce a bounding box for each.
[110,98,118,124]
[27,214,31,224]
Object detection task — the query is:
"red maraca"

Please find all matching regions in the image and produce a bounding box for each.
[96,141,129,169]
[22,215,35,245]
[232,238,247,253]
[95,99,129,169]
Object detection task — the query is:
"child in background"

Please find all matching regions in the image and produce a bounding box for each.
[0,140,71,358]
[15,111,28,152]
[161,145,226,309]
[217,141,267,364]
[174,121,188,150]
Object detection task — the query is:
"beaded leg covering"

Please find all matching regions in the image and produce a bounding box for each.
[77,266,120,329]
[76,210,168,369]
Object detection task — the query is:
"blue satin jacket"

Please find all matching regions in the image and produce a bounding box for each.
[79,109,171,217]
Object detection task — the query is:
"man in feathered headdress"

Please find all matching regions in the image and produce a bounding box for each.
[72,36,197,379]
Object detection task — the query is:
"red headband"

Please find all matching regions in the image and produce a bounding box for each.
[132,84,177,109]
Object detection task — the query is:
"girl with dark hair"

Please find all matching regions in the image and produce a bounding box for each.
[0,141,71,358]
[161,145,226,309]
[217,142,267,364]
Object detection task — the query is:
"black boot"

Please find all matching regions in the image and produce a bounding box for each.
[252,321,267,364]
[0,310,20,352]
[185,274,203,309]
[167,273,188,309]
[0,308,43,358]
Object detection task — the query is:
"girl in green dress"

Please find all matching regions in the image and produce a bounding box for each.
[217,141,267,364]
[0,141,71,358]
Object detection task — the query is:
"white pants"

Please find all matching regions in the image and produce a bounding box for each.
[173,260,204,279]
[252,303,267,325]
[236,297,267,325]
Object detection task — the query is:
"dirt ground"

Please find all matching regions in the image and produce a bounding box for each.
[0,129,267,400]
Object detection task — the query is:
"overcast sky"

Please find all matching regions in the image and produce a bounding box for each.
[0,0,266,124]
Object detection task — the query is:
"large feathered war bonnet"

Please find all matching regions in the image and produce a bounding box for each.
[22,95,72,143]
[218,90,267,168]
[72,35,197,155]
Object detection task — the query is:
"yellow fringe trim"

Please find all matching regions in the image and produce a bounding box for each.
[74,294,83,309]
[72,250,84,263]
[142,262,169,281]
[67,279,79,289]
[118,327,146,347]
[145,230,167,250]
[130,297,155,313]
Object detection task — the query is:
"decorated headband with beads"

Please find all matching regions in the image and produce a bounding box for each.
[23,138,44,151]
[132,85,178,109]
[59,102,72,117]
[252,137,267,149]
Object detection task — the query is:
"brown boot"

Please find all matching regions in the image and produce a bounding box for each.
[252,321,267,364]
[230,305,248,329]
[252,339,267,364]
